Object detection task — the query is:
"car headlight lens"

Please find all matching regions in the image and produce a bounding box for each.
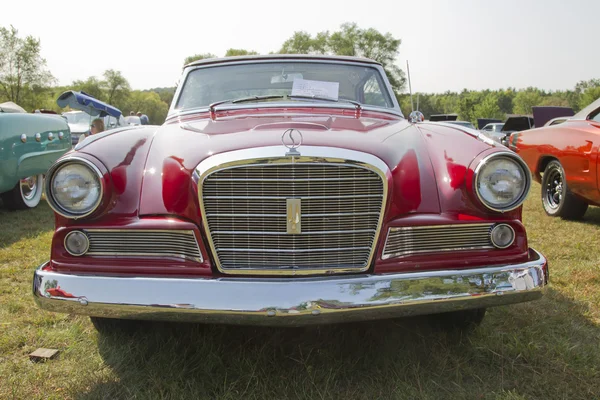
[475,154,530,211]
[64,231,90,256]
[49,160,102,217]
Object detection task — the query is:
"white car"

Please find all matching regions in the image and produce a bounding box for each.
[124,116,142,125]
[63,111,126,145]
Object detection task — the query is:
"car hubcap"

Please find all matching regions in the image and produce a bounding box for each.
[545,169,562,209]
[20,176,38,201]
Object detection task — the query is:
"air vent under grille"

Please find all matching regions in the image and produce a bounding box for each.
[85,230,203,261]
[200,159,387,275]
[382,223,494,259]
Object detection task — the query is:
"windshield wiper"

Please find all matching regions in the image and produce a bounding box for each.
[208,95,285,113]
[288,95,363,115]
[207,94,364,120]
[232,95,285,104]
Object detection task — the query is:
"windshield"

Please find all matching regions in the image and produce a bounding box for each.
[63,112,90,124]
[176,61,394,110]
[63,112,123,130]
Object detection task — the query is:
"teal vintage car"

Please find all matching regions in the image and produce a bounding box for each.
[0,104,71,209]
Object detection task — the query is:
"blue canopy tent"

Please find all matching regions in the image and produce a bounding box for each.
[57,91,122,118]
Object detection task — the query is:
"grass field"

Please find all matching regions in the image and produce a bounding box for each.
[1,184,599,399]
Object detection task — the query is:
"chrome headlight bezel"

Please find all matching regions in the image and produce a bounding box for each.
[45,157,104,219]
[473,152,531,212]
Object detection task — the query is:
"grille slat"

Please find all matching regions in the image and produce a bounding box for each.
[203,194,383,200]
[202,162,385,272]
[211,229,376,235]
[203,198,381,215]
[85,230,202,261]
[382,224,494,259]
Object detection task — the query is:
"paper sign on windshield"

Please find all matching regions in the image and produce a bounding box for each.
[291,79,339,100]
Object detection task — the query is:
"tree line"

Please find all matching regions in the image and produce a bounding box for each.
[397,81,600,123]
[1,24,599,125]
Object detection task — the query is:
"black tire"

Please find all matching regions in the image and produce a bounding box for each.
[431,308,486,331]
[90,317,145,335]
[0,174,44,210]
[541,160,588,220]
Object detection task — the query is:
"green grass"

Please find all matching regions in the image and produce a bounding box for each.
[1,185,599,399]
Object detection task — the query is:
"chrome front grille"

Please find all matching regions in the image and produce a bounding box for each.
[382,224,494,259]
[201,160,386,274]
[85,230,203,261]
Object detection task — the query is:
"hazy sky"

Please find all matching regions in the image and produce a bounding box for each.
[2,0,598,93]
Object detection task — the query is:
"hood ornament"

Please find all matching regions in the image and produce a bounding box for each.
[408,111,425,123]
[406,60,425,124]
[282,128,303,156]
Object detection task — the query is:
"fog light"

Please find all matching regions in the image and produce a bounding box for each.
[490,224,515,249]
[64,231,89,256]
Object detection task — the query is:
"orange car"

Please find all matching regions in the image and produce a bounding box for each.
[511,98,600,219]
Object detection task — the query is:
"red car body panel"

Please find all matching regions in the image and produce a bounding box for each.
[48,106,530,277]
[514,118,600,206]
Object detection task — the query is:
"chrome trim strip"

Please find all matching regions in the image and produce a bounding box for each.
[44,156,104,220]
[387,223,493,231]
[210,177,377,182]
[212,229,376,235]
[33,248,547,326]
[196,146,389,276]
[473,152,532,213]
[205,212,379,218]
[218,247,371,253]
[203,194,383,200]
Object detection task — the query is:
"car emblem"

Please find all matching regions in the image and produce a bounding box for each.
[282,128,302,156]
[286,199,301,234]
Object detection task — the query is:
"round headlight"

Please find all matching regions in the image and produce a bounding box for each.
[47,159,103,218]
[475,153,530,212]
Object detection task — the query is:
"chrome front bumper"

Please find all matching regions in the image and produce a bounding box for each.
[33,249,547,326]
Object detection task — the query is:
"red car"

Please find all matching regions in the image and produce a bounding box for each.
[33,55,547,332]
[511,98,600,219]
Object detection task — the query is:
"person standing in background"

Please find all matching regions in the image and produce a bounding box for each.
[137,111,149,125]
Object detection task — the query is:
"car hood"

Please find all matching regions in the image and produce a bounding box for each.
[57,91,122,118]
[76,110,496,221]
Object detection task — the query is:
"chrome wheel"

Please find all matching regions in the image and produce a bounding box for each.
[544,169,562,209]
[541,160,588,219]
[20,176,38,201]
[1,174,43,210]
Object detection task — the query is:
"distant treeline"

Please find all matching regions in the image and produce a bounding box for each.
[397,81,600,123]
